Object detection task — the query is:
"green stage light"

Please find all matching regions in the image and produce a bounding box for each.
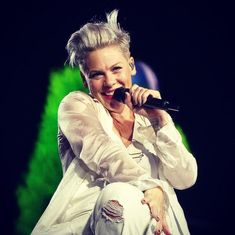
[16,67,88,235]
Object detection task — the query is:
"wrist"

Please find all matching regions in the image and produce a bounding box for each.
[148,111,170,131]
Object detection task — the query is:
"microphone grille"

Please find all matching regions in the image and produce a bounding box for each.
[113,87,128,102]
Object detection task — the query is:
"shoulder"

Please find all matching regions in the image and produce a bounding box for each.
[59,91,99,109]
[58,91,103,116]
[61,91,93,104]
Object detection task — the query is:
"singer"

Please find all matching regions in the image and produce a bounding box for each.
[32,9,197,235]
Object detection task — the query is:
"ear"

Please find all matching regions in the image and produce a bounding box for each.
[80,71,88,88]
[128,57,136,76]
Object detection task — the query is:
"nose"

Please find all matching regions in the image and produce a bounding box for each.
[104,73,116,87]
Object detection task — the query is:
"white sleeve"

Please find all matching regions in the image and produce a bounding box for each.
[138,115,198,190]
[58,92,168,192]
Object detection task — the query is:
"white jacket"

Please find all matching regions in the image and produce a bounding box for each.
[32,91,197,235]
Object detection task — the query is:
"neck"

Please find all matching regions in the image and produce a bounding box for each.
[109,105,134,122]
[110,106,135,147]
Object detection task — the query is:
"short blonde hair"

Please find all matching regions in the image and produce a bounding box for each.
[66,10,131,73]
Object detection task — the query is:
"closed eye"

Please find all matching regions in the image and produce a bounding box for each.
[88,72,104,79]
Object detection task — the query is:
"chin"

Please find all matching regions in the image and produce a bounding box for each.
[104,101,124,113]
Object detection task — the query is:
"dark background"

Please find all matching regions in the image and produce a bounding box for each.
[1,0,234,234]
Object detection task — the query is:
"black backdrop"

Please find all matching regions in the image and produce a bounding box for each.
[1,1,234,234]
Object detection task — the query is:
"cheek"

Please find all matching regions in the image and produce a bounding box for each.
[121,75,132,87]
[88,80,102,93]
[126,78,132,86]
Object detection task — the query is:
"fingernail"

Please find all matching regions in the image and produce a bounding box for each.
[154,230,161,235]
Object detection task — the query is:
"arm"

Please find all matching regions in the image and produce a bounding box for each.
[151,116,198,190]
[58,91,167,192]
[125,84,198,190]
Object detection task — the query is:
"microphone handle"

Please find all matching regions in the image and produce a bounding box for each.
[113,87,179,112]
[144,95,180,112]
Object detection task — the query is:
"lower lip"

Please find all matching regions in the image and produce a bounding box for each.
[102,95,113,100]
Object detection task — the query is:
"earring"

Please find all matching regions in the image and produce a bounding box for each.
[129,63,134,69]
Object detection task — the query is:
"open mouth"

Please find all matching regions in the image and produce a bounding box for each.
[101,92,114,100]
[101,89,116,100]
[101,87,124,101]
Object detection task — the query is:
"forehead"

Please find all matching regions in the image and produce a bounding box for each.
[86,45,128,68]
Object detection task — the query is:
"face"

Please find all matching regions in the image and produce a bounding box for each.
[82,45,136,112]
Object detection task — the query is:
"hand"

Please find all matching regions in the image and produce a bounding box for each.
[124,84,169,127]
[141,187,171,235]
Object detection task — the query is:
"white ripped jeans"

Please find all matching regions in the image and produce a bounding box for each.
[90,182,156,235]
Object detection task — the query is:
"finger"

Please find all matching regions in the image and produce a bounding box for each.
[141,197,150,204]
[151,208,163,235]
[131,86,162,107]
[141,90,151,105]
[149,203,160,219]
[150,89,162,99]
[162,225,171,235]
[162,217,171,235]
[136,88,148,106]
[130,84,139,93]
[124,92,133,109]
[131,85,141,105]
[130,85,148,106]
[155,219,163,235]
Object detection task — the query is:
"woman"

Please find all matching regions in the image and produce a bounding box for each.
[32,9,197,235]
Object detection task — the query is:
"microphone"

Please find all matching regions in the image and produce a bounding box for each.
[113,87,180,112]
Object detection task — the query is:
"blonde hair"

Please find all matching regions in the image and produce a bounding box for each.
[66,10,130,73]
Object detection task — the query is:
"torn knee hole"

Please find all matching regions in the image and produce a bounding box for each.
[101,200,124,222]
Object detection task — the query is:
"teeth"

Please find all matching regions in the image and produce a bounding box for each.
[105,92,114,96]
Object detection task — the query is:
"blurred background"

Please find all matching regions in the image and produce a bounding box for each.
[0,0,234,234]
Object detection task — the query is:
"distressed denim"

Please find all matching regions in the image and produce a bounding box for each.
[90,182,156,235]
